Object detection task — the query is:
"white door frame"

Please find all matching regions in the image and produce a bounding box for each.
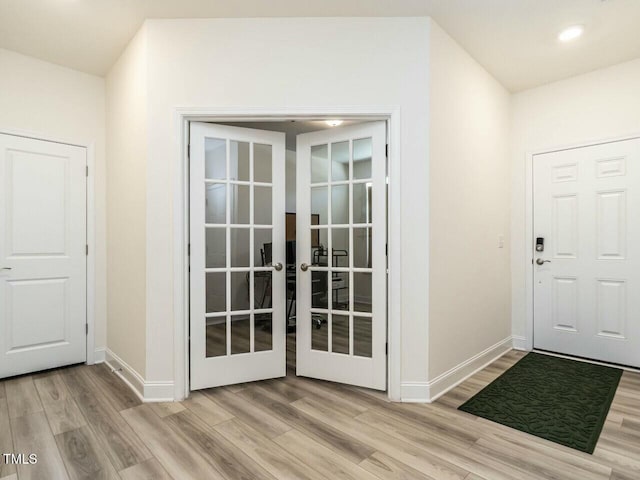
[0,127,97,365]
[173,106,402,401]
[522,132,640,353]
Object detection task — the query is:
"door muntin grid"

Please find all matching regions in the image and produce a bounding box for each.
[308,137,373,357]
[204,137,275,357]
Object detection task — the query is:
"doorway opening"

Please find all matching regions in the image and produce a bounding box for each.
[184,116,393,397]
[215,119,380,377]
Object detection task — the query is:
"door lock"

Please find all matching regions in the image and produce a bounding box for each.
[536,258,551,265]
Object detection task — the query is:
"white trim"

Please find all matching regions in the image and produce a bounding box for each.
[523,132,640,352]
[173,116,190,401]
[85,142,97,364]
[105,349,145,402]
[401,336,513,403]
[94,348,106,363]
[173,106,402,402]
[512,335,527,351]
[0,127,98,366]
[105,349,174,402]
[399,382,431,403]
[386,113,402,402]
[0,126,90,148]
[143,381,176,402]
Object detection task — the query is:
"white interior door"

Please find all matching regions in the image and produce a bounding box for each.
[533,138,640,367]
[190,123,286,390]
[0,133,87,379]
[296,121,387,390]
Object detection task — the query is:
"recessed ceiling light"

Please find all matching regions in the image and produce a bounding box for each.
[325,120,343,127]
[558,25,584,42]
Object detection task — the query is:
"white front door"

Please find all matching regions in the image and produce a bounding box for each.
[189,123,286,390]
[0,133,87,379]
[296,122,387,390]
[533,138,640,367]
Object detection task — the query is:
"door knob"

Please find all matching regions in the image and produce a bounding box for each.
[273,262,283,271]
[536,258,551,265]
[300,263,310,272]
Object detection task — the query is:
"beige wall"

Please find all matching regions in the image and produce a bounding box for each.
[107,17,514,399]
[428,22,512,379]
[142,17,430,391]
[0,48,107,355]
[510,58,640,345]
[105,26,148,376]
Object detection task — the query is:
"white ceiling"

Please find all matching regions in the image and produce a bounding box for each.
[1,0,639,91]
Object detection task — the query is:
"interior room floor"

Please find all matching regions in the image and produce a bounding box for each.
[1,348,638,480]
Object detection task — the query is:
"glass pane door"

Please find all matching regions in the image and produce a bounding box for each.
[190,123,285,390]
[296,121,387,390]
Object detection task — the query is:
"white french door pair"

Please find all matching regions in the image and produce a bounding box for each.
[190,121,387,391]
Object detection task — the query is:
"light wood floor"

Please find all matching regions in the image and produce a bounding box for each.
[1,344,639,480]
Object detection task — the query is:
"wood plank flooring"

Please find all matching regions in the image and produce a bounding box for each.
[0,339,639,480]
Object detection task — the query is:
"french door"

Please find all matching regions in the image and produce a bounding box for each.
[0,133,87,379]
[296,121,387,390]
[533,138,640,367]
[190,123,286,390]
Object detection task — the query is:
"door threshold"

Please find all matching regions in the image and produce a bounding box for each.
[533,349,640,373]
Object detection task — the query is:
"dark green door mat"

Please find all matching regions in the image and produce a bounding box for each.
[458,352,622,454]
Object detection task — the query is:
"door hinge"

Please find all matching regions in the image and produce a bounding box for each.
[385,144,389,158]
[385,243,388,256]
[86,324,88,335]
[188,243,191,256]
[86,166,89,177]
[188,144,191,159]
[86,244,89,255]
[385,342,388,355]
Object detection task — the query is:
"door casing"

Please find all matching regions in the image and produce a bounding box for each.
[174,106,401,401]
[0,127,96,366]
[523,132,640,360]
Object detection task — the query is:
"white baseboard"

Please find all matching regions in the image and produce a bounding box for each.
[143,380,176,402]
[104,349,175,403]
[93,348,106,364]
[401,336,513,403]
[399,382,431,403]
[512,335,528,351]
